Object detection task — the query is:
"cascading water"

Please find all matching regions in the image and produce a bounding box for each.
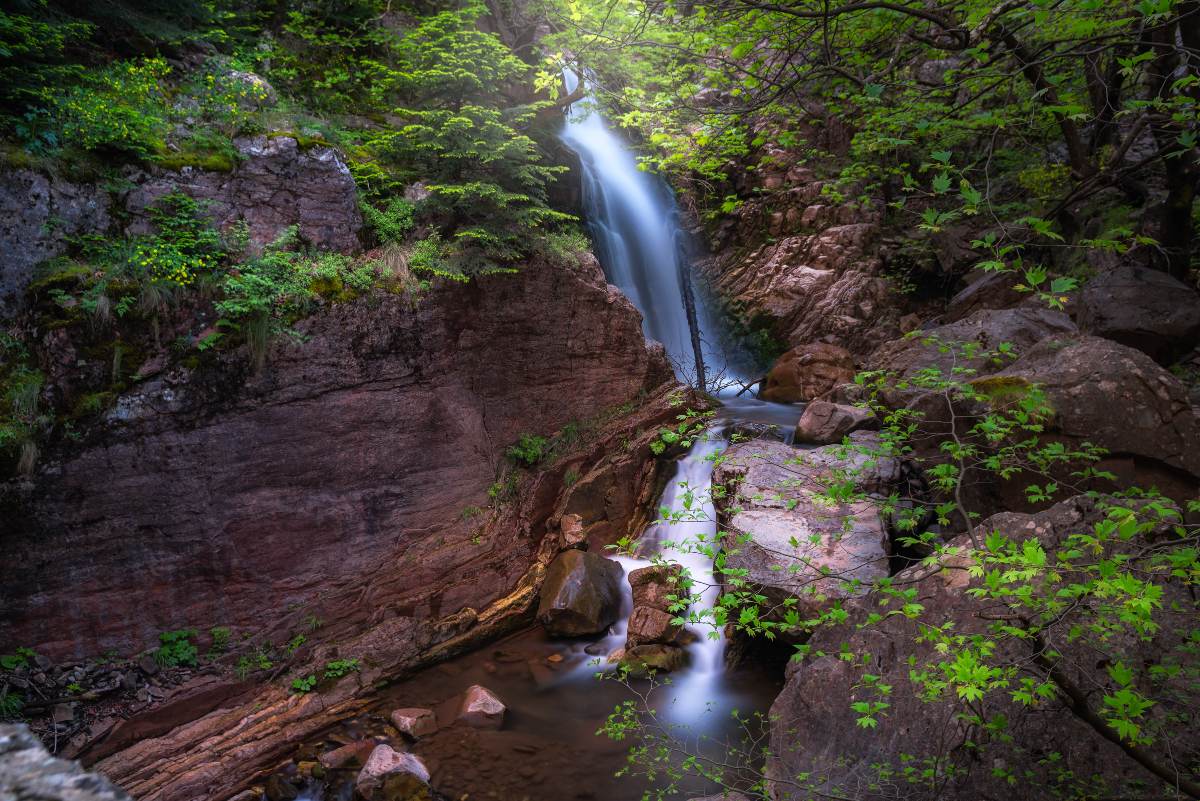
[559,74,793,728]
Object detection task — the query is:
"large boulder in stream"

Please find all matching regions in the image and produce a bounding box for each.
[0,724,132,801]
[536,550,624,636]
[713,433,898,624]
[759,343,857,403]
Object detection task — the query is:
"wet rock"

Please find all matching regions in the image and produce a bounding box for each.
[536,550,624,637]
[558,513,587,549]
[714,434,897,622]
[1077,263,1200,364]
[356,745,430,801]
[264,773,299,801]
[457,684,505,729]
[793,400,877,444]
[0,723,132,800]
[318,740,376,770]
[623,645,687,674]
[760,343,857,403]
[389,708,437,739]
[125,135,362,255]
[628,564,683,611]
[625,606,681,647]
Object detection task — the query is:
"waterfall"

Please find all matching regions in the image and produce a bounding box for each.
[560,70,724,391]
[559,73,741,719]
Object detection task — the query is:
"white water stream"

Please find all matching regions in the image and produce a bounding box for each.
[559,74,797,727]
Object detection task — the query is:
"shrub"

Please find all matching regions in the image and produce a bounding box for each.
[52,58,170,157]
[153,629,198,668]
[506,433,548,467]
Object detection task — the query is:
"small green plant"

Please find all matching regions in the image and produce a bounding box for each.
[285,634,306,655]
[66,682,84,694]
[0,692,23,718]
[0,647,37,670]
[460,505,483,520]
[208,626,231,655]
[322,658,360,680]
[506,433,548,467]
[290,674,317,694]
[303,615,323,631]
[153,629,198,668]
[235,647,273,680]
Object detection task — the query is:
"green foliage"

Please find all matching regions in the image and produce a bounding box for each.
[153,629,198,668]
[235,647,273,680]
[322,658,360,680]
[0,691,23,719]
[208,626,231,654]
[361,196,415,246]
[506,433,549,467]
[0,647,37,671]
[290,674,317,694]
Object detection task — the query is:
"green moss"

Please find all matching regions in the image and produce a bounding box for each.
[71,391,115,419]
[154,150,237,173]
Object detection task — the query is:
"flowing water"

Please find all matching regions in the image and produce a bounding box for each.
[292,75,799,801]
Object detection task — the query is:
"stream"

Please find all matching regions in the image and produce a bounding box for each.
[292,76,799,801]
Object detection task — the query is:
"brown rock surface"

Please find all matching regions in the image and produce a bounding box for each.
[0,255,668,660]
[535,550,624,636]
[1077,263,1200,363]
[457,685,505,729]
[765,496,1196,800]
[793,400,877,444]
[713,434,897,621]
[125,135,362,254]
[760,343,857,403]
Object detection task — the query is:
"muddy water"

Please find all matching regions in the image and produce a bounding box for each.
[293,626,781,801]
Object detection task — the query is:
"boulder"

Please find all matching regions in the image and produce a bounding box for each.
[623,644,687,674]
[869,306,1077,380]
[760,343,857,403]
[713,433,897,621]
[628,564,683,611]
[457,685,505,730]
[125,135,362,255]
[1077,263,1200,364]
[0,723,131,801]
[356,745,430,801]
[793,400,877,444]
[536,550,624,637]
[985,335,1200,491]
[765,496,1195,800]
[625,606,681,647]
[389,708,437,739]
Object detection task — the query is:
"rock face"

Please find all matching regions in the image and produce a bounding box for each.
[766,497,1195,800]
[125,135,362,254]
[536,550,624,636]
[942,270,1029,323]
[0,170,111,317]
[457,685,505,729]
[1,256,668,659]
[713,433,897,621]
[0,723,131,801]
[1077,263,1200,363]
[760,343,857,403]
[793,400,877,444]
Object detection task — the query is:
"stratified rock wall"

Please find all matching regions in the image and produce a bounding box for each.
[1,256,670,659]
